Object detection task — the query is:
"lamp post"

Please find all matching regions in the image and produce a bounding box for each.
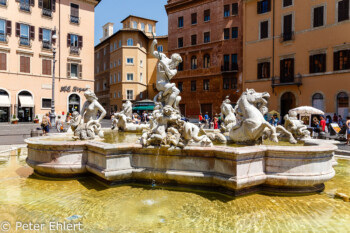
[50,30,58,126]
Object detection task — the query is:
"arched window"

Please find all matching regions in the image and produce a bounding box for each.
[312,93,324,111]
[337,92,349,117]
[68,94,81,114]
[127,38,133,46]
[203,54,210,68]
[191,56,197,70]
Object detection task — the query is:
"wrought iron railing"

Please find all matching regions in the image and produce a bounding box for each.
[42,41,52,50]
[271,74,302,87]
[19,37,30,46]
[70,15,79,24]
[42,8,52,17]
[70,46,80,54]
[0,33,6,42]
[280,31,294,42]
[221,63,238,72]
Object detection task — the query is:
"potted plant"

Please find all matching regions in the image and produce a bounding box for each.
[34,115,39,123]
[11,114,19,124]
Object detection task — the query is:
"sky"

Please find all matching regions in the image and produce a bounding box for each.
[94,0,168,45]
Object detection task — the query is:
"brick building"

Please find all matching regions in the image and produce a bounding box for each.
[165,0,243,119]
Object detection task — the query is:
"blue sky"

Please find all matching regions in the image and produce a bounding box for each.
[94,0,168,45]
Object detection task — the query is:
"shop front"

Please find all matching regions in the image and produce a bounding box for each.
[68,94,81,114]
[0,89,10,123]
[17,91,34,122]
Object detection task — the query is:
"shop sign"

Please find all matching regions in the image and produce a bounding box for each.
[60,86,88,93]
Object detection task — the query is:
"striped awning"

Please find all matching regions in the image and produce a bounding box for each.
[0,95,10,107]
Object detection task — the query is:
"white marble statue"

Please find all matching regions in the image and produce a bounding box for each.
[70,111,95,140]
[284,110,311,140]
[220,96,237,133]
[151,38,182,109]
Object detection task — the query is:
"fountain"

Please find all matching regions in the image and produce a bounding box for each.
[25,39,337,196]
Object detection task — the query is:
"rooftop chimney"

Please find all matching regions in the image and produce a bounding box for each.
[100,22,114,42]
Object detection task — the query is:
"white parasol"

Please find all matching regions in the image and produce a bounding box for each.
[290,106,324,115]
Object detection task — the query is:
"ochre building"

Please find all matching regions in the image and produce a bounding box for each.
[165,0,243,119]
[94,15,168,116]
[243,0,350,118]
[0,0,100,123]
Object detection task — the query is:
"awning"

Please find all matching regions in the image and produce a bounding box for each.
[19,95,34,108]
[0,95,10,107]
[132,106,154,111]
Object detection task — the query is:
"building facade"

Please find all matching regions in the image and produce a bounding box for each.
[94,16,168,116]
[243,0,350,119]
[0,0,99,123]
[165,0,243,119]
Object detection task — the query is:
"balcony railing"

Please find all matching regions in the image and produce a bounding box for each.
[70,15,80,24]
[271,74,302,87]
[281,31,294,42]
[42,41,52,50]
[70,46,80,55]
[0,0,7,6]
[19,37,30,46]
[221,63,238,72]
[42,8,52,17]
[0,33,6,43]
[20,2,30,12]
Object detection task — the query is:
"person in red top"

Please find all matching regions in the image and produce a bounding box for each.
[214,116,218,129]
[199,114,203,123]
[320,116,326,132]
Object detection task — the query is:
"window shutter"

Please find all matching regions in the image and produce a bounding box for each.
[67,63,71,78]
[322,54,326,72]
[52,30,56,44]
[309,55,313,73]
[267,0,271,11]
[42,59,45,75]
[267,62,270,78]
[280,60,284,78]
[291,59,294,78]
[257,1,261,14]
[39,28,43,41]
[6,21,11,35]
[79,64,82,78]
[78,36,83,48]
[26,57,30,73]
[258,63,262,79]
[38,0,43,8]
[0,53,6,71]
[30,26,35,40]
[67,34,71,46]
[20,56,24,72]
[52,0,56,12]
[345,0,350,21]
[334,52,339,71]
[30,0,34,6]
[16,23,20,37]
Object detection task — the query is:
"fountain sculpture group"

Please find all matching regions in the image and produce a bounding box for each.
[25,39,336,196]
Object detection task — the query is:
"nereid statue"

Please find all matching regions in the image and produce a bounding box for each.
[284,110,311,140]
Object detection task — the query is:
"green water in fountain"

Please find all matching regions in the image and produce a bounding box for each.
[0,148,349,232]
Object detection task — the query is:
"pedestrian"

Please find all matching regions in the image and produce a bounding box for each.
[214,115,218,129]
[56,116,63,132]
[269,114,278,127]
[338,115,343,127]
[333,113,338,124]
[41,113,51,136]
[66,113,72,123]
[320,116,326,132]
[346,116,350,145]
[199,113,203,124]
[204,112,209,128]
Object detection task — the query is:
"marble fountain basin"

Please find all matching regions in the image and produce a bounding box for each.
[25,133,337,196]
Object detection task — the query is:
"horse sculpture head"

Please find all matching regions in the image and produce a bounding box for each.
[243,89,270,107]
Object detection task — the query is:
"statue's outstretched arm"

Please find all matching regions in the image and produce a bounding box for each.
[150,39,160,59]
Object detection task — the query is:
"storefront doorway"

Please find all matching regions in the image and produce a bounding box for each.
[0,89,10,122]
[280,92,296,124]
[68,94,80,114]
[18,91,34,122]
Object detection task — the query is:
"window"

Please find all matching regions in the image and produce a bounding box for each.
[127,73,133,81]
[191,56,197,69]
[114,73,116,83]
[178,37,183,48]
[283,0,293,7]
[96,82,99,91]
[224,5,230,17]
[338,0,349,22]
[70,34,78,47]
[70,3,79,24]
[203,79,209,90]
[204,32,210,43]
[0,0,7,6]
[114,61,116,67]
[0,19,11,43]
[232,27,238,39]
[19,24,30,46]
[223,54,230,71]
[119,40,122,47]
[140,60,143,67]
[280,58,294,83]
[334,49,350,71]
[110,74,113,84]
[20,0,31,12]
[42,98,52,109]
[96,65,99,73]
[283,14,293,41]
[110,44,113,52]
[204,9,210,22]
[260,20,268,39]
[113,92,116,98]
[110,62,113,68]
[310,54,326,73]
[41,28,52,49]
[20,56,30,73]
[126,58,134,64]
[191,13,197,25]
[178,82,183,92]
[104,47,106,55]
[141,23,145,31]
[313,6,324,28]
[127,38,133,46]
[114,42,117,50]
[157,45,163,52]
[223,78,230,89]
[140,73,143,82]
[127,90,133,100]
[203,54,210,68]
[258,62,270,79]
[104,63,106,70]
[224,28,230,40]
[70,63,78,77]
[148,24,153,33]
[232,3,238,15]
[257,0,271,14]
[191,80,196,91]
[312,93,324,111]
[118,59,121,65]
[118,72,121,82]
[178,16,184,28]
[103,80,107,90]
[191,34,197,45]
[132,21,137,29]
[232,54,238,70]
[178,61,183,71]
[118,91,121,98]
[0,53,6,70]
[68,33,82,54]
[231,77,238,89]
[42,59,51,75]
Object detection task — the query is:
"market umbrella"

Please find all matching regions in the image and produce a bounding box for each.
[290,106,324,115]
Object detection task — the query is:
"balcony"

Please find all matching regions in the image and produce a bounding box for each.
[271,74,302,87]
[0,0,7,7]
[221,63,238,73]
[70,15,80,24]
[42,41,52,50]
[19,2,30,12]
[19,37,30,46]
[280,31,294,42]
[0,33,7,43]
[42,8,52,17]
[70,46,80,55]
